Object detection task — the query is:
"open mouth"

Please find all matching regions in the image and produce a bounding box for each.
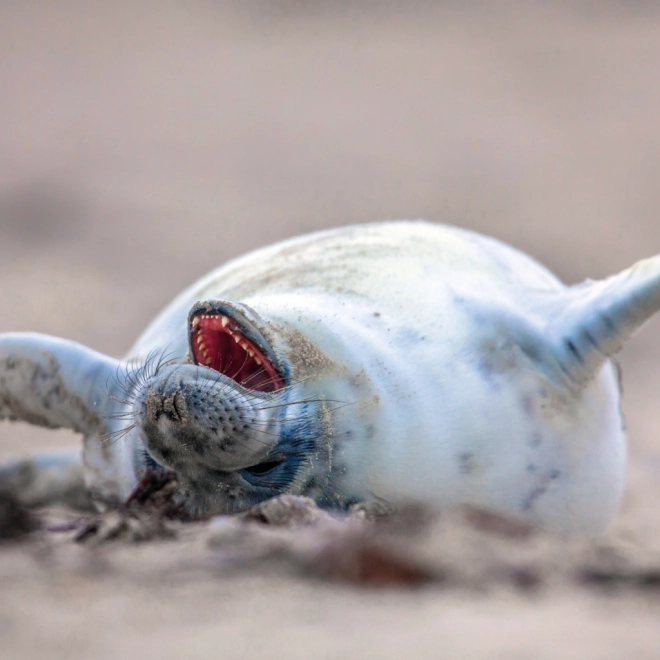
[190,313,285,393]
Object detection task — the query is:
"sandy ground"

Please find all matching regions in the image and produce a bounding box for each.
[1,2,660,657]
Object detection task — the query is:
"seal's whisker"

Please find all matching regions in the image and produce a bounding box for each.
[231,351,251,382]
[255,398,352,411]
[122,359,144,392]
[240,425,283,439]
[149,345,178,378]
[245,414,317,428]
[232,435,275,451]
[103,411,139,420]
[101,422,137,446]
[241,366,271,388]
[104,363,136,403]
[133,350,158,385]
[107,393,135,407]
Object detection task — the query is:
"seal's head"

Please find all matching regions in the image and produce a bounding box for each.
[132,301,340,516]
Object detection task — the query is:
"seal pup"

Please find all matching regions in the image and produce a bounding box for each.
[0,221,658,535]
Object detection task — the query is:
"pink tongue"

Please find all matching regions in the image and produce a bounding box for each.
[192,316,284,392]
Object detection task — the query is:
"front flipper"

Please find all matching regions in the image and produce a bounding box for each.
[0,333,121,434]
[0,333,137,507]
[0,449,92,511]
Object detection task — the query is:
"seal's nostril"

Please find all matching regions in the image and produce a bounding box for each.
[145,389,164,423]
[160,390,187,425]
[172,391,187,425]
[145,387,188,426]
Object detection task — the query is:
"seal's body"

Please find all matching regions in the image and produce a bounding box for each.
[1,221,656,535]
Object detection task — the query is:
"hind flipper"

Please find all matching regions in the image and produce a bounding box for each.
[547,255,660,388]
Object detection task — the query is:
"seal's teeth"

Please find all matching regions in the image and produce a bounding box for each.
[240,341,249,350]
[192,317,200,327]
[233,334,241,344]
[247,349,254,358]
[196,335,204,344]
[199,342,207,352]
[255,357,261,365]
[205,356,213,366]
[221,317,229,327]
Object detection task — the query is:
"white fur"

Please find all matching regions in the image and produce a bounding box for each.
[130,222,629,534]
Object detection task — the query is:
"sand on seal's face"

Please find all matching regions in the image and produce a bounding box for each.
[1,3,660,659]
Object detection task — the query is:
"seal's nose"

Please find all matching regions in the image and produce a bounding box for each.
[145,388,188,426]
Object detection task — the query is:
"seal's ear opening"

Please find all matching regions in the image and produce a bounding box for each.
[189,312,285,393]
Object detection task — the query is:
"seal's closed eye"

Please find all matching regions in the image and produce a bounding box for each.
[242,458,286,477]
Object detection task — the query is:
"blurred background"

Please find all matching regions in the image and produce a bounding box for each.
[1,2,660,657]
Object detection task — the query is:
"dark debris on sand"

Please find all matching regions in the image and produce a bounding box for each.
[0,488,38,540]
[28,480,660,592]
[208,496,660,591]
[67,468,185,545]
